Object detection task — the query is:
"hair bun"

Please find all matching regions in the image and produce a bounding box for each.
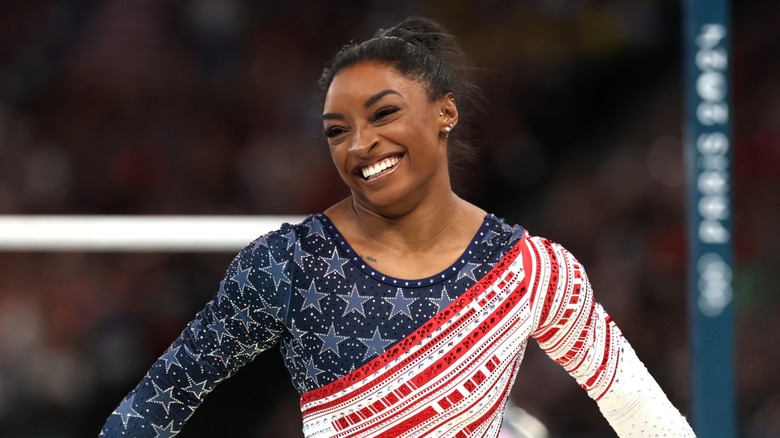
[376,16,448,52]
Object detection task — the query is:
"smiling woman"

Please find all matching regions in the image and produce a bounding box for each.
[100,16,695,437]
[322,60,464,225]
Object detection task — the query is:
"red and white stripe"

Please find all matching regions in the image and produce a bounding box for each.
[299,233,625,437]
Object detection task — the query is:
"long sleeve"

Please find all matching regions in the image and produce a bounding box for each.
[100,233,292,437]
[527,237,695,437]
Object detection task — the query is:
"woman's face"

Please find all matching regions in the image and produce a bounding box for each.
[322,61,456,217]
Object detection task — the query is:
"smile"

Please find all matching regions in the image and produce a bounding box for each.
[360,155,402,180]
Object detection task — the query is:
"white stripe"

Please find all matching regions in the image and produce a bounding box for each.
[0,215,306,251]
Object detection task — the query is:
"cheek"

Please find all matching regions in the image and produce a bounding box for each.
[328,145,352,179]
[404,119,443,155]
[389,118,436,144]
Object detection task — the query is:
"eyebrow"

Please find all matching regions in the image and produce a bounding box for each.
[322,89,403,120]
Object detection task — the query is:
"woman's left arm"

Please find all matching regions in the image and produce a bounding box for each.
[527,237,695,437]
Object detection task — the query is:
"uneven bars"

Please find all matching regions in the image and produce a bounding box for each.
[0,216,307,252]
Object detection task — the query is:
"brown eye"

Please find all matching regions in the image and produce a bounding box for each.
[372,105,400,122]
[324,126,346,138]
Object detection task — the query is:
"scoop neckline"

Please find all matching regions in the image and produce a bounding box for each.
[315,212,496,287]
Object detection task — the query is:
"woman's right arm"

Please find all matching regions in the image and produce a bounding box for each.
[100,235,291,437]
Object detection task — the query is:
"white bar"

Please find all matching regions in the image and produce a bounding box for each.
[0,215,307,251]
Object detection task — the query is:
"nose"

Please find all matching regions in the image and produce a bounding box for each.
[348,126,378,155]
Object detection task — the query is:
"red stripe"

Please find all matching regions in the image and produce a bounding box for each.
[448,389,464,403]
[453,355,521,438]
[528,239,559,339]
[541,256,588,355]
[414,353,516,438]
[570,283,581,303]
[371,399,385,413]
[596,336,620,400]
[539,239,561,327]
[408,279,528,392]
[307,306,477,416]
[345,306,525,437]
[373,406,438,438]
[384,392,398,405]
[585,319,612,387]
[393,316,524,435]
[566,301,596,372]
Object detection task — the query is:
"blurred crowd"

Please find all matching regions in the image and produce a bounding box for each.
[0,1,778,437]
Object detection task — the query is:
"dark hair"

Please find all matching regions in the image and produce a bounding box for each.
[318,16,481,166]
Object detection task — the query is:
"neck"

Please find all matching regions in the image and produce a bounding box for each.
[344,191,480,253]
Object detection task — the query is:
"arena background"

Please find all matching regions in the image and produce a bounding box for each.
[0,1,778,436]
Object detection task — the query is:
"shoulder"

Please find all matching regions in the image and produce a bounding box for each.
[231,214,328,263]
[493,222,583,270]
[483,213,527,247]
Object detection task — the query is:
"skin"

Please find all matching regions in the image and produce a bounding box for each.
[322,61,486,280]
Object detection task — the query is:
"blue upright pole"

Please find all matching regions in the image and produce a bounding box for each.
[683,0,737,436]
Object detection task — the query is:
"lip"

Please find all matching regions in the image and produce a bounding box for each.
[353,153,404,184]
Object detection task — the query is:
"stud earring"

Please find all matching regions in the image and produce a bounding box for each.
[439,111,444,116]
[444,125,452,133]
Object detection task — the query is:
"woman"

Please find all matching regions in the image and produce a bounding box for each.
[101,16,695,437]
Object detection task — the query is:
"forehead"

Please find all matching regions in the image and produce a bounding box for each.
[324,61,427,108]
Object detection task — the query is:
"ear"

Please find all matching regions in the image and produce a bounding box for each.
[438,92,458,134]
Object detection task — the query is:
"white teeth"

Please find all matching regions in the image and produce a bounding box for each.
[361,156,401,179]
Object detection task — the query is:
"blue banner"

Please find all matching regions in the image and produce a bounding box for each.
[684,0,737,436]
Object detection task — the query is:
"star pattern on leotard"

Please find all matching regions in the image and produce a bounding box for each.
[428,286,454,312]
[189,322,201,341]
[318,324,349,356]
[510,225,525,242]
[230,303,259,331]
[209,313,235,344]
[207,346,232,369]
[183,380,210,400]
[231,262,256,294]
[299,280,327,312]
[385,288,414,319]
[283,339,298,360]
[293,241,311,269]
[288,318,309,339]
[160,345,183,372]
[152,420,178,438]
[100,214,526,435]
[147,382,182,416]
[260,253,289,289]
[457,262,480,282]
[340,284,370,317]
[304,216,327,239]
[322,247,349,278]
[236,339,263,359]
[216,279,230,304]
[481,229,500,246]
[183,344,202,365]
[283,229,297,250]
[250,235,268,252]
[112,394,144,428]
[258,295,282,320]
[304,356,324,381]
[359,327,394,360]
